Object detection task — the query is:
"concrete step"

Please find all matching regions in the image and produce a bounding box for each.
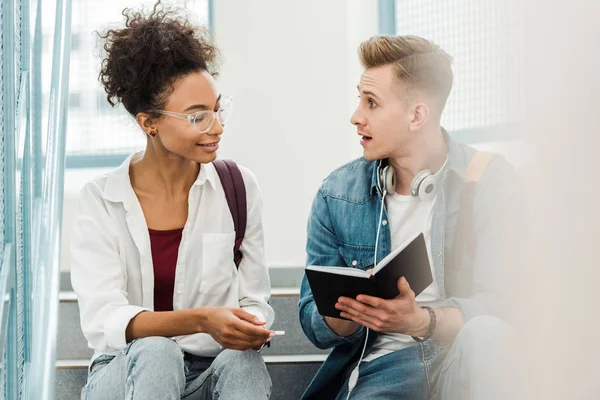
[57,291,328,360]
[56,355,324,400]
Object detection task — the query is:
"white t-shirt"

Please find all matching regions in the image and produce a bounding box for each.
[363,191,440,362]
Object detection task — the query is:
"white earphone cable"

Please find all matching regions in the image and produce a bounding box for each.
[346,189,387,400]
[374,189,386,268]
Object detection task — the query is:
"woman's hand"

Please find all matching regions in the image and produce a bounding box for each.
[203,307,274,351]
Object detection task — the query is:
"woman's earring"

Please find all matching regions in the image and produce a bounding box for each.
[149,130,156,137]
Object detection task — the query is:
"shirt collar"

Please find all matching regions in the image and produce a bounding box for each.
[103,151,218,204]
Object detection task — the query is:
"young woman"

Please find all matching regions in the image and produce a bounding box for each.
[71,3,274,399]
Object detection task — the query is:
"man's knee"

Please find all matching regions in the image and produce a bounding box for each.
[448,315,518,373]
[125,336,184,367]
[454,315,516,350]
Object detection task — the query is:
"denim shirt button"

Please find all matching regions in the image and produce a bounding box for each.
[382,220,388,226]
[352,260,358,266]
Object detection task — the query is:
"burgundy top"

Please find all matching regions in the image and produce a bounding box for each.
[149,228,183,312]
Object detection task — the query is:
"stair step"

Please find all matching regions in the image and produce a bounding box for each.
[57,292,328,360]
[57,354,327,369]
[56,356,324,400]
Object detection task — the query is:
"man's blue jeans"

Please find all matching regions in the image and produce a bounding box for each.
[81,336,272,399]
[335,316,521,400]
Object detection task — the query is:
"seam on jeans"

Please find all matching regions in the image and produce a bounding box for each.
[128,357,136,400]
[420,342,432,392]
[182,370,212,397]
[83,356,116,392]
[123,338,139,356]
[428,342,452,400]
[213,371,220,400]
[89,355,114,373]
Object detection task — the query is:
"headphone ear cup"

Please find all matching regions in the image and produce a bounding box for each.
[411,170,436,200]
[385,167,396,194]
[417,174,438,201]
[377,165,385,195]
[378,165,395,195]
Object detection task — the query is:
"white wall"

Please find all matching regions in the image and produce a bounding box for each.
[515,1,600,397]
[60,0,527,272]
[211,0,379,267]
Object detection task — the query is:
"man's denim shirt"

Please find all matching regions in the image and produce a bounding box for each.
[298,134,520,399]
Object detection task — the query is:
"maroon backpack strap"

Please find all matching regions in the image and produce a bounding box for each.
[212,160,247,268]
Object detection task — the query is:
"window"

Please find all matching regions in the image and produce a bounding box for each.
[71,33,81,51]
[390,0,523,134]
[69,92,80,108]
[41,0,211,160]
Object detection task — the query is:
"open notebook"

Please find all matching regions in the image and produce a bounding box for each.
[306,232,433,319]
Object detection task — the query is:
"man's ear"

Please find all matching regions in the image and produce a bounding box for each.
[136,112,157,136]
[408,102,430,131]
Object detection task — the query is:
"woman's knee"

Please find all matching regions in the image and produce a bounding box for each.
[213,349,270,379]
[125,336,184,367]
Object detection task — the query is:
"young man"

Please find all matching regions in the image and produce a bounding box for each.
[299,35,521,399]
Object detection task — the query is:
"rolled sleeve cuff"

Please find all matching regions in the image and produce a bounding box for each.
[312,309,365,347]
[242,305,274,329]
[104,305,151,350]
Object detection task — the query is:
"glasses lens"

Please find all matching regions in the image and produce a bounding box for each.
[193,112,214,133]
[217,97,233,125]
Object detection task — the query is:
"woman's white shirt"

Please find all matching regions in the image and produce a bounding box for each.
[70,153,274,362]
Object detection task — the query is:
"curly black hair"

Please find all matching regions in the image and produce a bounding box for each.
[98,1,219,117]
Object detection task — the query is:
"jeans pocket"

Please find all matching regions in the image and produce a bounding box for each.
[122,338,139,355]
[83,355,115,391]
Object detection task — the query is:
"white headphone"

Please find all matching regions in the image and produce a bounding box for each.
[376,162,440,201]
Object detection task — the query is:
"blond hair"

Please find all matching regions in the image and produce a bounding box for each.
[359,35,453,109]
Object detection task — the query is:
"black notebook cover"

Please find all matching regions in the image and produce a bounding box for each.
[306,233,433,319]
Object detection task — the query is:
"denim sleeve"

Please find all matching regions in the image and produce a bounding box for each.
[442,156,525,324]
[298,188,365,349]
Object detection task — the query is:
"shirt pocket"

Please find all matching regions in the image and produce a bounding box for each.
[199,232,236,297]
[338,243,375,271]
